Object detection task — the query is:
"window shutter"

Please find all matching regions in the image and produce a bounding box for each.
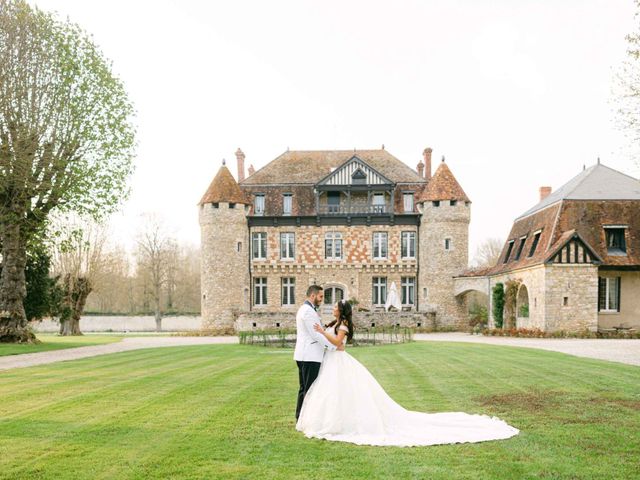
[616,277,621,312]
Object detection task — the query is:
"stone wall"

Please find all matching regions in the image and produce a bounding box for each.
[489,264,546,330]
[544,264,598,332]
[32,316,203,333]
[200,202,250,328]
[418,200,470,327]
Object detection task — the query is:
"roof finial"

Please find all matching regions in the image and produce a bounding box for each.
[354,147,356,152]
[441,155,445,163]
[381,143,385,150]
[287,146,289,152]
[583,164,586,171]
[597,156,600,164]
[222,158,226,166]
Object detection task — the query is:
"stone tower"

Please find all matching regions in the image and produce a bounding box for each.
[417,157,471,327]
[199,162,251,329]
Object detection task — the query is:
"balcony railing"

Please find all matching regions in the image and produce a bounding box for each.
[318,204,390,215]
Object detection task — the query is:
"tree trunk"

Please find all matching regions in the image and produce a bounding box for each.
[0,220,36,343]
[154,285,162,332]
[59,275,91,336]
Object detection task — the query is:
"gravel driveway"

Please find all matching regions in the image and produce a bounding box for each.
[414,332,640,367]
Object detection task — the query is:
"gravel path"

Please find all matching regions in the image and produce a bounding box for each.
[2,333,639,371]
[0,336,238,372]
[414,332,640,367]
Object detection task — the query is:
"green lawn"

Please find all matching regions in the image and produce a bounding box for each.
[0,342,638,480]
[0,334,124,357]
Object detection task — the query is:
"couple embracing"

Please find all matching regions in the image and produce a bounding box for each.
[294,285,519,447]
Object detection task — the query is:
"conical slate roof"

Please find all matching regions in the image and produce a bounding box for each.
[199,165,250,205]
[417,160,470,202]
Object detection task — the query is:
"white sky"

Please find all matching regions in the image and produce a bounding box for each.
[31,0,639,261]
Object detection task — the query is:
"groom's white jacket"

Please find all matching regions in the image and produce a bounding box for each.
[294,301,337,362]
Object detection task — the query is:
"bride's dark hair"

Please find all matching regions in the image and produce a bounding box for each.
[326,300,354,344]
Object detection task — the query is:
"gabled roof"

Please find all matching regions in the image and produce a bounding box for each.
[416,159,470,202]
[517,163,640,219]
[199,165,250,205]
[240,149,425,185]
[316,155,394,186]
[543,229,603,264]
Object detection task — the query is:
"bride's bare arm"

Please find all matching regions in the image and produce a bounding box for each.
[313,324,347,347]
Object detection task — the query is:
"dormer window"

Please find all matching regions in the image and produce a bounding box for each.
[528,230,542,257]
[604,226,627,255]
[283,193,292,216]
[514,235,527,261]
[254,194,265,216]
[403,193,414,212]
[351,168,367,185]
[503,240,515,263]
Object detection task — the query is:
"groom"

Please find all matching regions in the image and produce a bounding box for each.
[294,284,344,420]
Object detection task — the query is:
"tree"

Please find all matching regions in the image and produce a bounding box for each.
[50,215,108,335]
[23,245,54,322]
[0,0,135,342]
[492,283,505,329]
[472,237,504,268]
[135,214,176,332]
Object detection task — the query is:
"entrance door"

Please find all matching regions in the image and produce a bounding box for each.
[323,286,344,314]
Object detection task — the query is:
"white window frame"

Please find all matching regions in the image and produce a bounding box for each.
[252,232,267,260]
[254,194,265,216]
[599,276,620,313]
[403,192,414,213]
[283,193,292,216]
[325,232,343,260]
[281,277,295,306]
[401,276,415,306]
[373,232,388,260]
[253,277,267,306]
[401,231,415,259]
[280,232,295,260]
[372,276,387,306]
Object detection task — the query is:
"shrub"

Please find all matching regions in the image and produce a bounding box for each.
[492,283,505,329]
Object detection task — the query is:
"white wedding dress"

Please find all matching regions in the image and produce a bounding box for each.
[296,325,519,447]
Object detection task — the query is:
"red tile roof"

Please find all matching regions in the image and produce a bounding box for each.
[199,165,251,205]
[416,160,470,202]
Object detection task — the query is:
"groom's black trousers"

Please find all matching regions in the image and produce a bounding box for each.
[296,360,321,419]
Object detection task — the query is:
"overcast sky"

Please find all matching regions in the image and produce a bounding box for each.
[31,0,639,260]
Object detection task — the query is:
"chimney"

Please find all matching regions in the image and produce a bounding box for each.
[235,148,245,182]
[248,164,255,176]
[539,186,552,201]
[416,160,424,178]
[423,148,432,179]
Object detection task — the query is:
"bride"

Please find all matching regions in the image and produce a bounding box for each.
[295,300,519,447]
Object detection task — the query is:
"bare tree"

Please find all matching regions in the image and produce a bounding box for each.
[472,237,504,268]
[50,215,108,335]
[135,214,176,332]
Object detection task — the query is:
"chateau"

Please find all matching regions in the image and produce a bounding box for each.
[199,147,471,330]
[457,161,640,332]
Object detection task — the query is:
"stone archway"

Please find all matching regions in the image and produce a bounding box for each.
[516,283,530,327]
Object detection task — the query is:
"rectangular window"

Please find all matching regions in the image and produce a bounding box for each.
[598,277,621,312]
[450,200,457,206]
[252,232,267,259]
[401,231,416,259]
[283,194,292,216]
[325,232,343,260]
[401,277,415,305]
[514,235,527,261]
[503,240,515,263]
[444,238,451,251]
[528,230,542,257]
[604,227,627,255]
[280,232,295,260]
[254,194,265,215]
[372,277,387,306]
[372,193,385,213]
[373,232,388,259]
[327,192,340,213]
[253,277,267,306]
[403,193,414,213]
[281,277,295,306]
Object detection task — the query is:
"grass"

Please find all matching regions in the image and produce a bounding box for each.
[0,334,124,357]
[0,342,638,479]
